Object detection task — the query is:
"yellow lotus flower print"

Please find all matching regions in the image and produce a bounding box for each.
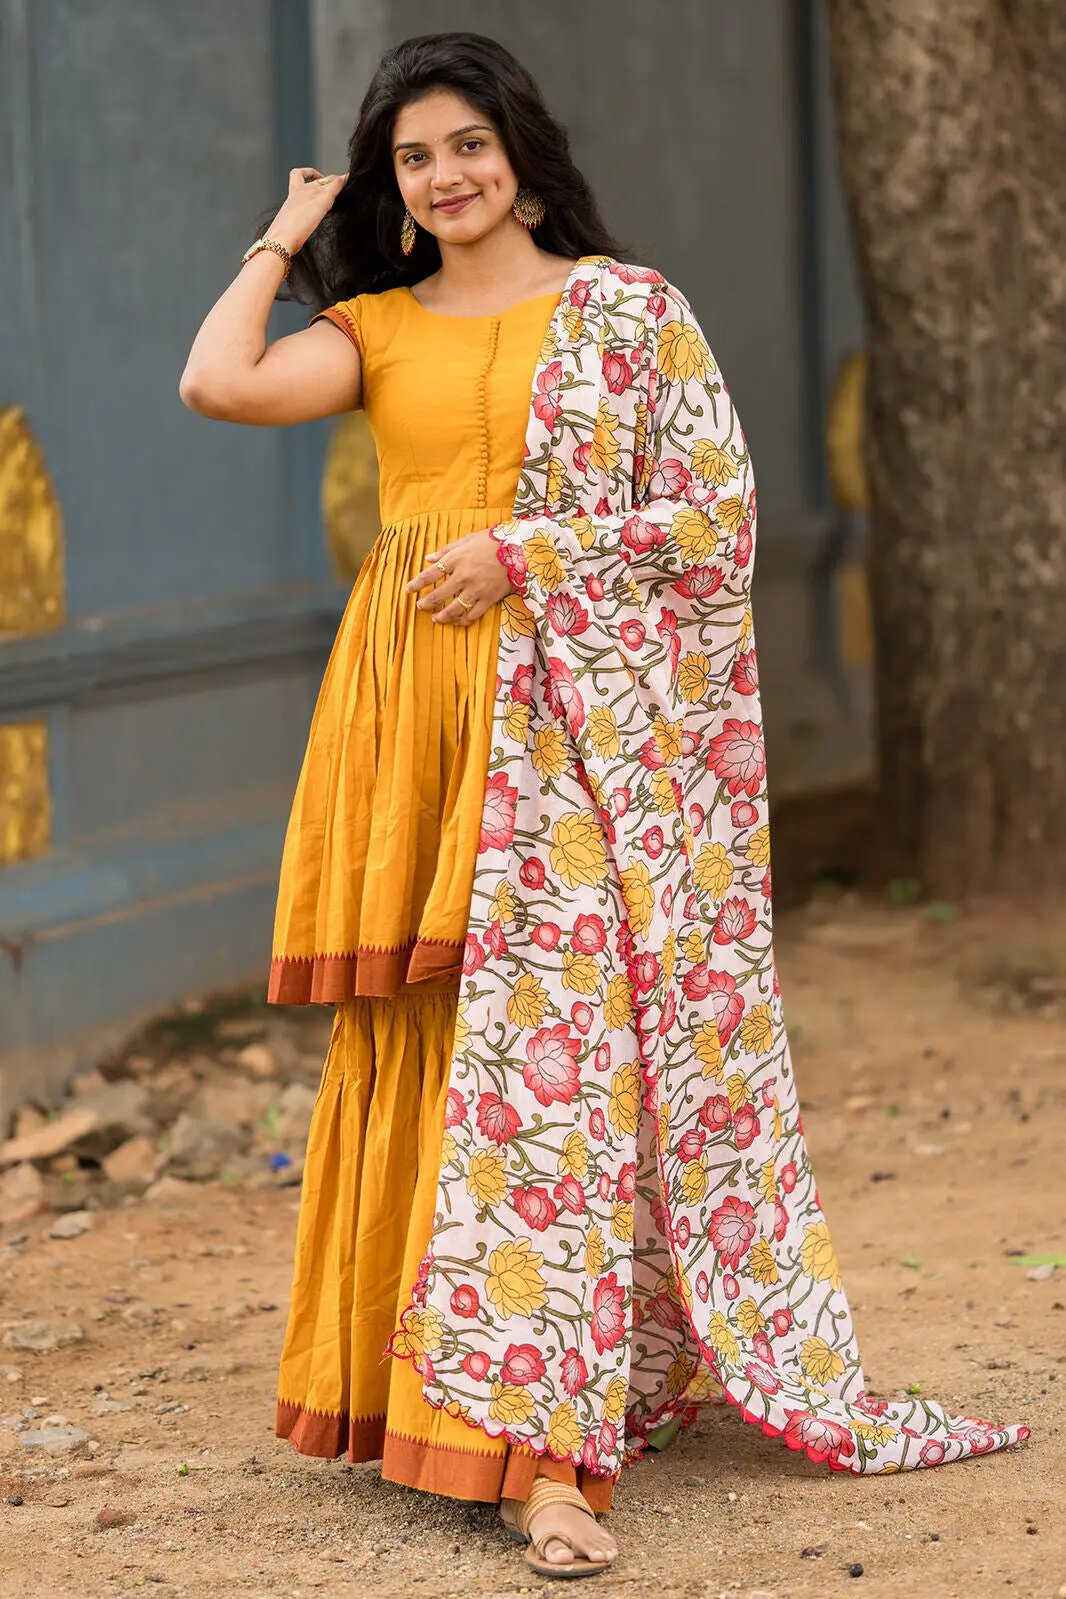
[619,859,654,936]
[715,495,748,535]
[546,1401,584,1456]
[466,1149,508,1208]
[748,1236,780,1286]
[489,1381,536,1426]
[800,1336,846,1386]
[489,879,517,925]
[658,319,713,382]
[735,1297,767,1337]
[665,1354,692,1398]
[524,531,566,591]
[651,713,684,764]
[695,1021,723,1080]
[611,1201,634,1242]
[532,724,568,780]
[707,1311,740,1366]
[691,437,737,488]
[741,1003,775,1056]
[608,1059,641,1137]
[678,651,713,702]
[485,1239,547,1318]
[507,971,548,1030]
[649,768,679,815]
[550,810,609,889]
[558,1129,588,1180]
[672,507,718,565]
[502,698,529,744]
[800,1222,842,1292]
[603,1375,629,1422]
[500,591,535,640]
[588,704,620,758]
[584,1223,606,1278]
[562,950,600,995]
[682,1156,708,1204]
[603,972,634,1030]
[693,841,733,901]
[589,397,621,477]
[746,824,771,867]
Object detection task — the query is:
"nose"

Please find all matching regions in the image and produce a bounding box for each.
[430,158,464,190]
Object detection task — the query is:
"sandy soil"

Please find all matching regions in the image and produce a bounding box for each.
[0,889,1062,1599]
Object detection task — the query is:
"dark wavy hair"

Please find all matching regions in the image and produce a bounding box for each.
[253,31,632,312]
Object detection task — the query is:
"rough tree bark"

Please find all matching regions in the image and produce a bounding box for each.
[824,0,1066,902]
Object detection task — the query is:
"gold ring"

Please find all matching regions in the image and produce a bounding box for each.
[457,594,473,612]
[435,559,451,577]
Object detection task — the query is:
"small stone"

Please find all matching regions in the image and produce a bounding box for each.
[848,1564,864,1577]
[0,1366,23,1383]
[143,1175,199,1206]
[93,1505,132,1530]
[4,1320,85,1353]
[1027,1264,1056,1282]
[18,1425,91,1454]
[121,1301,158,1327]
[49,1210,93,1240]
[235,1042,279,1079]
[8,1495,23,1506]
[41,1413,69,1426]
[45,1492,71,1507]
[102,1135,164,1186]
[0,1162,46,1226]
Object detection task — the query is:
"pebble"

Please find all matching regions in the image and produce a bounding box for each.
[121,1301,159,1326]
[0,1365,24,1383]
[4,1321,85,1352]
[18,1425,91,1454]
[49,1210,93,1239]
[93,1505,132,1530]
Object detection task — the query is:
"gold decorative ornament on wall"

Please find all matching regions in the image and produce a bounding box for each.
[0,405,67,637]
[0,719,51,868]
[321,411,381,583]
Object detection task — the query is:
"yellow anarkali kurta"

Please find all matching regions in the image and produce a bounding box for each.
[270,282,615,1509]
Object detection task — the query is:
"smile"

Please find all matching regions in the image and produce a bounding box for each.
[433,194,478,213]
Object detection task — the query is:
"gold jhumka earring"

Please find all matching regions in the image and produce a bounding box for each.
[512,187,546,229]
[400,207,416,255]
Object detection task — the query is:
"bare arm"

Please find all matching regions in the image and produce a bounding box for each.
[179,166,360,426]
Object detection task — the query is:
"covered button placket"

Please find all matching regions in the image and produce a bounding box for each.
[475,319,501,508]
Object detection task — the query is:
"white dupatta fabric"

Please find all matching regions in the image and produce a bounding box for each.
[389,255,1032,1479]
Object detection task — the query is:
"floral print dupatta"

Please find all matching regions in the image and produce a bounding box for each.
[390,255,1032,1479]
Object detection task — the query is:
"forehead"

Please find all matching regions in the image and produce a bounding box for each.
[391,87,495,148]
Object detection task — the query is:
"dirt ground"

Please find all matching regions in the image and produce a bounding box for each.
[0,888,1063,1599]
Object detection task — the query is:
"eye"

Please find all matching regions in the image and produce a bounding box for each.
[460,138,484,152]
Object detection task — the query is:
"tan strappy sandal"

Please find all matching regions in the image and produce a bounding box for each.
[500,1477,615,1580]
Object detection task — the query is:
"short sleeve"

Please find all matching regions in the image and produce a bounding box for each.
[308,294,363,357]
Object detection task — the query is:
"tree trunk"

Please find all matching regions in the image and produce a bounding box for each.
[824,0,1066,902]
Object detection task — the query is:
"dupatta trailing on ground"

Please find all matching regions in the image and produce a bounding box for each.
[389,255,1031,1477]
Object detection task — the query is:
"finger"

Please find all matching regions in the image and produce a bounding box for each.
[406,556,458,595]
[417,575,463,612]
[434,595,479,625]
[289,167,324,193]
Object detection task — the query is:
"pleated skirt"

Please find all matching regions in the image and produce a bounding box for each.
[272,507,615,1507]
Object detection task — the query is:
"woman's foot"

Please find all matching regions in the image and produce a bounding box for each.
[524,1497,618,1569]
[500,1484,618,1576]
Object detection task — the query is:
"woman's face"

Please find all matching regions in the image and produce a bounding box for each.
[391,88,519,246]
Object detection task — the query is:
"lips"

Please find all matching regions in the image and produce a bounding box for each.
[434,194,477,213]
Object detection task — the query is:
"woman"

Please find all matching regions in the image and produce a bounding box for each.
[180,30,1030,1584]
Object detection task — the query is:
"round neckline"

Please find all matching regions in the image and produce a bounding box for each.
[401,285,566,321]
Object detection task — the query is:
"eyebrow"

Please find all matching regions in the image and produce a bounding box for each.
[392,123,493,153]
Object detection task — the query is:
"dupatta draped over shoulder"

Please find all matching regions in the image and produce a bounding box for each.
[389,255,1032,1478]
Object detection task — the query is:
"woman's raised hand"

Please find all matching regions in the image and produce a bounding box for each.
[267,167,347,256]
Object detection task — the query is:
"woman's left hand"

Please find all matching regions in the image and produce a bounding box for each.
[405,529,516,625]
